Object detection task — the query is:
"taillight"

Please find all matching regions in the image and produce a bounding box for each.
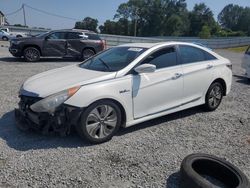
[101,40,107,50]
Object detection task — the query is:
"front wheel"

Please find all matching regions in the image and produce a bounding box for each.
[23,47,40,62]
[2,36,8,41]
[204,82,223,111]
[77,100,121,144]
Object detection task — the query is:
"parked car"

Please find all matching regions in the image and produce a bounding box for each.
[15,42,232,143]
[242,45,250,80]
[0,29,14,41]
[0,28,27,38]
[9,29,106,62]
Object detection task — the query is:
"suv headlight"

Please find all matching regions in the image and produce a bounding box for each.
[30,86,80,114]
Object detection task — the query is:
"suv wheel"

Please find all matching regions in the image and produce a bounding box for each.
[2,36,8,41]
[77,100,121,144]
[23,47,40,62]
[82,49,95,60]
[204,82,223,111]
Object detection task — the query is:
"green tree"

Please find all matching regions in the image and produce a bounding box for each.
[74,17,98,32]
[199,25,211,38]
[189,3,216,36]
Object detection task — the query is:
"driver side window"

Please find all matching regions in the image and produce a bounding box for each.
[47,32,66,40]
[141,47,177,69]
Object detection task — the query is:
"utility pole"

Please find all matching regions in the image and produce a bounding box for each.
[134,8,138,37]
[22,4,27,26]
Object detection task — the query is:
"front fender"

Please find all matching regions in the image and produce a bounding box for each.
[64,75,133,122]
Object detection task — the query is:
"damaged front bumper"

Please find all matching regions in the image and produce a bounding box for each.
[15,95,83,136]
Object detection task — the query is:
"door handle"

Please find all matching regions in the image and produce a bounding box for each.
[207,64,213,69]
[172,73,182,80]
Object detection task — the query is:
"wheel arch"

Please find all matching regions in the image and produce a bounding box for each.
[82,47,96,55]
[22,45,42,56]
[211,78,227,96]
[86,98,127,128]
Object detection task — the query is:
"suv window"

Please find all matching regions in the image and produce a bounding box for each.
[85,33,101,40]
[141,47,177,69]
[179,45,216,64]
[67,32,82,39]
[47,32,67,40]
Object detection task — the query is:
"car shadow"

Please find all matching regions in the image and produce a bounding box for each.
[165,171,180,188]
[0,110,90,151]
[233,74,250,85]
[0,106,204,152]
[0,57,82,64]
[117,106,204,136]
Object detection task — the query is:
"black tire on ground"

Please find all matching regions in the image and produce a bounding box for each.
[2,36,8,41]
[204,82,223,111]
[76,100,121,144]
[16,35,22,38]
[82,48,95,60]
[180,153,250,188]
[23,47,41,62]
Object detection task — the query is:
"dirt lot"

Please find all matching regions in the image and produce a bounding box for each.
[0,42,250,188]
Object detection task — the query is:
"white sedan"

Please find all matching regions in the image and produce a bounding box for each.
[242,46,250,80]
[15,42,232,143]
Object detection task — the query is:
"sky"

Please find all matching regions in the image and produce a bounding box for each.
[0,0,249,29]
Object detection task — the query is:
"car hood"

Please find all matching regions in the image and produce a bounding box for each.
[21,64,116,98]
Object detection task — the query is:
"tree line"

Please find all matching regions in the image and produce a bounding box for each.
[74,0,250,38]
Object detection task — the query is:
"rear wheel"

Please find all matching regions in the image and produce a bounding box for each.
[77,100,121,144]
[23,47,40,62]
[204,82,223,111]
[82,49,95,60]
[2,36,8,41]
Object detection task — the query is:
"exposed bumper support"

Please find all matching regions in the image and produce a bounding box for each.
[15,104,82,136]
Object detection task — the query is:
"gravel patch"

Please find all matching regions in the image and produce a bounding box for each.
[0,47,249,187]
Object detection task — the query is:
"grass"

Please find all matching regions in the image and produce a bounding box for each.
[226,46,248,53]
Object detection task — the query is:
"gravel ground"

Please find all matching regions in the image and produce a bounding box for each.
[0,44,249,188]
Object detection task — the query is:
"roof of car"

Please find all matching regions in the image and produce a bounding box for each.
[119,41,209,49]
[49,29,97,34]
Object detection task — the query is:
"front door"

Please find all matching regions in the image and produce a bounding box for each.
[43,32,67,57]
[132,46,183,119]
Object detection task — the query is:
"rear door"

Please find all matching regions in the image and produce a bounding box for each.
[66,32,85,57]
[43,32,67,57]
[178,45,217,104]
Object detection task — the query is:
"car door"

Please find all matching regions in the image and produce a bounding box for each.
[66,32,85,57]
[43,32,67,57]
[178,45,217,104]
[132,46,183,119]
[242,46,250,73]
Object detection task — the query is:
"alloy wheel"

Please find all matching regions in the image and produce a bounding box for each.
[86,105,117,139]
[25,48,40,62]
[208,85,222,108]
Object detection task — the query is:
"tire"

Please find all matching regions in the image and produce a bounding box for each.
[76,100,121,144]
[180,153,250,188]
[2,36,8,41]
[23,47,40,62]
[82,48,95,60]
[204,82,223,111]
[16,35,22,38]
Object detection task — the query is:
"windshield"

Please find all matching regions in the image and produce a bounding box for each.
[36,31,50,38]
[79,47,147,72]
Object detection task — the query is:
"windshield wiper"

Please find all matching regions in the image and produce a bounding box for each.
[98,58,111,71]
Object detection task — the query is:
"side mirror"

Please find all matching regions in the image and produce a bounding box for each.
[134,64,156,74]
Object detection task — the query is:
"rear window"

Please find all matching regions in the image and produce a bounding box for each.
[85,33,101,40]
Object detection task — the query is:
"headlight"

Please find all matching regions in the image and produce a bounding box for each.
[30,86,80,114]
[11,40,21,45]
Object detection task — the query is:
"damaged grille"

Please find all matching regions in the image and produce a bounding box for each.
[19,95,42,111]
